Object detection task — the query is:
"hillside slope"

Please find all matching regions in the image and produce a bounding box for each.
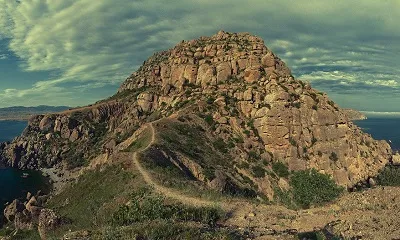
[0,30,397,240]
[0,31,390,187]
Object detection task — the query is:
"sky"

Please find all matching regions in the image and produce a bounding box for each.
[0,1,399,111]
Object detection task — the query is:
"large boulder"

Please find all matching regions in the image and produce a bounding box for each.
[3,199,25,222]
[38,209,61,240]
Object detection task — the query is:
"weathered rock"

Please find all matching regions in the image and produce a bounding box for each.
[38,209,61,239]
[39,116,54,132]
[3,199,25,222]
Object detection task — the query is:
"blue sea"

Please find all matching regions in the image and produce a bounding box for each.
[0,121,49,220]
[354,116,400,151]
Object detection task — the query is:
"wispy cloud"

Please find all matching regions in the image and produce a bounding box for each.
[0,0,398,110]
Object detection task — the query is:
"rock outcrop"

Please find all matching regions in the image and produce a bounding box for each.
[3,192,57,233]
[0,31,392,190]
[118,31,391,188]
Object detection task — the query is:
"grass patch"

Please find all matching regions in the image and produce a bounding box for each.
[46,164,135,231]
[0,229,41,240]
[123,128,152,152]
[112,188,221,226]
[92,220,244,240]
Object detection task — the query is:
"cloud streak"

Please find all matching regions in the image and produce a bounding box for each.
[0,0,398,110]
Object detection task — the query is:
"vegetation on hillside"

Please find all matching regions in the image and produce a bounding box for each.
[274,169,344,209]
[377,165,400,186]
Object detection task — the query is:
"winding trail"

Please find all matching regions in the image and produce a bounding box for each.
[132,122,225,209]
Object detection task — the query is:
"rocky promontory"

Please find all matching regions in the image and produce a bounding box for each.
[0,31,392,191]
[343,108,367,121]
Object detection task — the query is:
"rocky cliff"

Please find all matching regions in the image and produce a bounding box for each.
[0,31,391,190]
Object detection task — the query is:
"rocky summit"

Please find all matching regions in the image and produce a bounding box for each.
[0,30,397,239]
[1,31,390,188]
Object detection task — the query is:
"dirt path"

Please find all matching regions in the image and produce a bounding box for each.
[128,112,400,239]
[133,123,224,209]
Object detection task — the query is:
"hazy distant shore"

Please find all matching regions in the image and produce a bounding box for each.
[0,105,70,122]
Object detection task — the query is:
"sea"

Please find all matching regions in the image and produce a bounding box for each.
[354,114,400,151]
[0,121,49,219]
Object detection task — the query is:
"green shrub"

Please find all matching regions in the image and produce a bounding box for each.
[289,137,297,146]
[329,152,338,161]
[377,166,400,186]
[291,169,344,208]
[248,151,260,160]
[237,162,250,169]
[243,130,250,137]
[292,102,301,109]
[213,138,228,153]
[272,162,290,178]
[206,97,216,105]
[112,188,221,226]
[311,137,318,145]
[252,166,266,178]
[204,114,214,126]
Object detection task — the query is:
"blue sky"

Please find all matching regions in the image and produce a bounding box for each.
[0,1,399,111]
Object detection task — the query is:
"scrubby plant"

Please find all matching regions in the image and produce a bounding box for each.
[290,169,344,208]
[377,165,400,186]
[112,188,221,226]
[204,114,214,126]
[329,152,338,161]
[289,137,297,146]
[213,138,228,153]
[272,162,290,178]
[252,165,266,178]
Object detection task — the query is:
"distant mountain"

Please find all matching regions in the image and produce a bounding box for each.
[343,108,367,120]
[0,105,70,120]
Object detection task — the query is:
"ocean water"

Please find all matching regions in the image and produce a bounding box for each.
[354,116,400,151]
[0,120,28,142]
[0,121,49,220]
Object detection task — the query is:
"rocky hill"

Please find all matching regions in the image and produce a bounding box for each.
[1,31,390,185]
[0,30,396,239]
[343,108,367,121]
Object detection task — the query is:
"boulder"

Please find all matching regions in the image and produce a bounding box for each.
[4,199,25,222]
[38,209,61,239]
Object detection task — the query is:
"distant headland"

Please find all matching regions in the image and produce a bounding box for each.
[0,105,70,121]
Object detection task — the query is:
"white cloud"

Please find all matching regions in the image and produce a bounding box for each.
[0,0,398,109]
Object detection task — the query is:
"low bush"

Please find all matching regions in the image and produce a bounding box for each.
[272,162,289,178]
[291,169,344,208]
[329,152,338,161]
[252,165,266,178]
[213,138,228,153]
[377,165,400,186]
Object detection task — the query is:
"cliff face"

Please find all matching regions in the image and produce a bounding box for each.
[0,31,391,188]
